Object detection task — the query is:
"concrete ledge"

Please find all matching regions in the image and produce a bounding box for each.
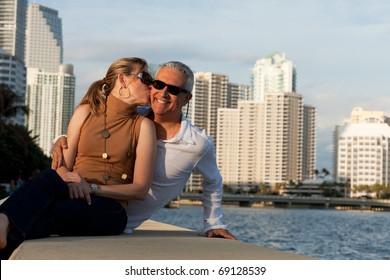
[9,220,313,260]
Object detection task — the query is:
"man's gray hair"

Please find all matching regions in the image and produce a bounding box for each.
[156,61,194,93]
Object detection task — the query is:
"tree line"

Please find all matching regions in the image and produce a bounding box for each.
[0,84,50,197]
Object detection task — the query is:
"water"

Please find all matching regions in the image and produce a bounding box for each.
[151,205,390,260]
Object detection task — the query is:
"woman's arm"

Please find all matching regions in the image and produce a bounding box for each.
[56,104,90,177]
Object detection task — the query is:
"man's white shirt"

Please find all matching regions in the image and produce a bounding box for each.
[125,113,226,234]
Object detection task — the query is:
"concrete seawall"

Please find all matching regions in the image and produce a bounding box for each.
[1,197,312,260]
[9,220,313,260]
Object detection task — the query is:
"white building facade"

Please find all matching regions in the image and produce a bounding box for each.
[24,3,75,155]
[216,53,315,190]
[334,107,390,197]
[25,65,75,155]
[251,52,296,102]
[217,92,306,189]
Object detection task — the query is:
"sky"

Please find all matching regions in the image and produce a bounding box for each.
[33,0,390,172]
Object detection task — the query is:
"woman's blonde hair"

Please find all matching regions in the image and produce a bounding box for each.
[79,57,148,115]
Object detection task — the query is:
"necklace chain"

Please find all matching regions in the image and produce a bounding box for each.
[100,99,133,184]
[101,102,111,183]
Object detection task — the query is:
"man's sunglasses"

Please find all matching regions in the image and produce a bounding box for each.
[131,71,153,86]
[152,79,190,95]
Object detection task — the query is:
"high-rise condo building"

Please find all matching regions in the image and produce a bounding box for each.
[216,53,316,190]
[25,4,63,72]
[189,72,229,144]
[217,101,265,191]
[251,52,296,101]
[303,105,317,180]
[186,72,229,191]
[218,93,306,188]
[186,72,246,191]
[334,107,390,197]
[0,0,27,125]
[227,83,251,108]
[264,92,303,184]
[25,3,75,155]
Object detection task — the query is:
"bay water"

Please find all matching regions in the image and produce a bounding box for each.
[151,205,390,260]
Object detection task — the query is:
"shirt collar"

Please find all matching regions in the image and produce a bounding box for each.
[162,114,195,144]
[137,107,195,144]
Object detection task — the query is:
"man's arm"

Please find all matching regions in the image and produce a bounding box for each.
[195,137,237,240]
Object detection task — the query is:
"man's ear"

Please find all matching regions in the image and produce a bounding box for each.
[184,93,192,105]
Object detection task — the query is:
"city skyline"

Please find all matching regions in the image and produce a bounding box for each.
[32,0,390,170]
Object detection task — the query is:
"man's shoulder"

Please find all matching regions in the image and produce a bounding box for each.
[185,120,213,146]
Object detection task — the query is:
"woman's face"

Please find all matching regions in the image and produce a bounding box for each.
[122,67,152,106]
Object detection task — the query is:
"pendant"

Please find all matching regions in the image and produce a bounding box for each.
[101,129,111,139]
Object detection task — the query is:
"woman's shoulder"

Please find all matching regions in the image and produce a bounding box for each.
[74,104,91,115]
[68,104,92,130]
[135,115,156,142]
[138,115,155,131]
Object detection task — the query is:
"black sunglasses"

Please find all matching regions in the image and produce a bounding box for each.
[152,79,190,95]
[132,71,153,86]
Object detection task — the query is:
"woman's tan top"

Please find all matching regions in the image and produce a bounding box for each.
[73,94,144,187]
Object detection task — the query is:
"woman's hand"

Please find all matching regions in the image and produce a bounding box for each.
[62,171,92,205]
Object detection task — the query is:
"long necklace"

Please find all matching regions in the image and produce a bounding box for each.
[100,98,134,184]
[101,102,111,183]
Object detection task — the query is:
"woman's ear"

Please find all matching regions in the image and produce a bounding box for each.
[118,73,126,87]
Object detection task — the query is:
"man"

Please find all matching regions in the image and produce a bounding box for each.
[53,61,236,240]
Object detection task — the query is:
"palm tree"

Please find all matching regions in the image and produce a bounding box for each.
[0,84,49,185]
[0,84,29,128]
[321,168,330,177]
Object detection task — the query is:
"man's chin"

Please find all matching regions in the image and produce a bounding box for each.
[151,107,167,116]
[151,103,168,114]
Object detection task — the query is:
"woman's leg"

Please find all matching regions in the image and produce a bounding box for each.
[43,195,127,237]
[0,169,68,237]
[0,169,68,258]
[0,169,127,259]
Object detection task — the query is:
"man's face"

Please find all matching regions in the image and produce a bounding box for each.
[151,68,192,119]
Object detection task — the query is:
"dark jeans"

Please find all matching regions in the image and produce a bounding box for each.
[0,169,127,259]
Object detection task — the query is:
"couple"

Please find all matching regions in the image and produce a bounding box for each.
[0,58,235,259]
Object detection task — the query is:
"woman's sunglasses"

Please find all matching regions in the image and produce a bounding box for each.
[132,71,153,86]
[152,79,190,95]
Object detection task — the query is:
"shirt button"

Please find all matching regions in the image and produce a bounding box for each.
[121,173,128,180]
[102,153,108,159]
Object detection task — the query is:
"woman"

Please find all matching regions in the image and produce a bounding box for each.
[0,57,157,259]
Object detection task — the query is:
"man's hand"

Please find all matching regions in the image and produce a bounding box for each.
[205,228,237,240]
[51,136,68,170]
